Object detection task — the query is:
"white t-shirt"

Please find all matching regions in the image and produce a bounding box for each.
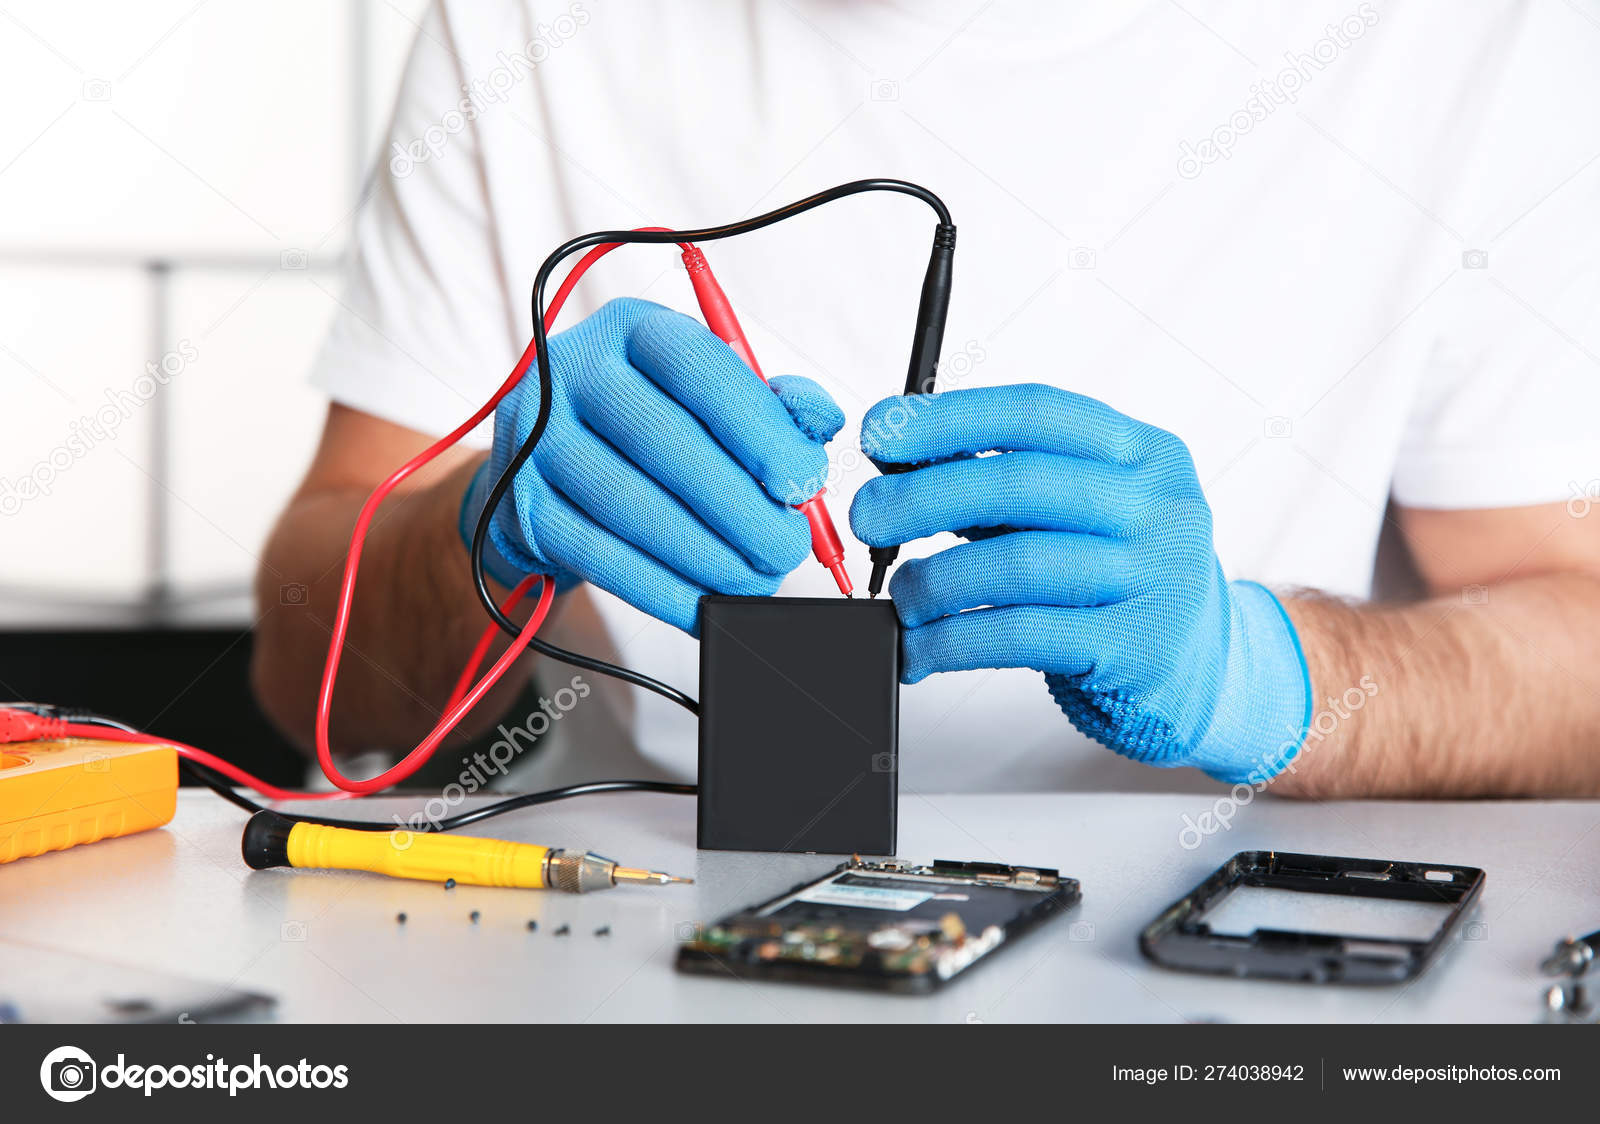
[312,0,1600,792]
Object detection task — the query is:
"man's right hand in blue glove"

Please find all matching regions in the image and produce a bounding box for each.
[462,297,844,634]
[849,383,1311,784]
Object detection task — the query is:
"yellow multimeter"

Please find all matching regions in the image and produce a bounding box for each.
[0,738,177,863]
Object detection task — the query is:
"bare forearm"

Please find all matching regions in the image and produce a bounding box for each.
[251,457,526,754]
[1274,573,1600,798]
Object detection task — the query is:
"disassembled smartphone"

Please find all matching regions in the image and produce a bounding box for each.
[1140,850,1486,985]
[676,857,1079,994]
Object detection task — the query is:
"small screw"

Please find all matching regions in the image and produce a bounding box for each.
[526,920,538,932]
[396,912,407,924]
[469,910,480,923]
[554,924,570,936]
[594,925,611,937]
[444,878,456,890]
[1541,936,1595,977]
[1546,982,1591,1015]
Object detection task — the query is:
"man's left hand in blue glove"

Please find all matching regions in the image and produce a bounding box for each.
[850,383,1312,785]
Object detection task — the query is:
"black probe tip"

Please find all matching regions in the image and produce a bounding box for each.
[867,561,889,599]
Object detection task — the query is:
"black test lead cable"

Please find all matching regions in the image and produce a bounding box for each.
[470,178,955,687]
[179,756,694,833]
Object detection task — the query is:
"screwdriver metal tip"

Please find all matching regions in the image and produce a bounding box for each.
[611,865,693,886]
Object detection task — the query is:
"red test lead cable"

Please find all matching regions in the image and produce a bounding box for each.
[306,238,648,795]
[0,707,352,803]
[315,233,828,796]
[20,235,833,802]
[680,246,853,596]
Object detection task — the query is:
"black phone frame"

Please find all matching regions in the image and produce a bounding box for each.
[1139,850,1486,985]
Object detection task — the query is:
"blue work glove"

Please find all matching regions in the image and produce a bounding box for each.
[462,297,844,634]
[849,384,1311,784]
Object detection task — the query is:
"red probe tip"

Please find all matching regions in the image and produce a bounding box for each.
[828,561,854,598]
[683,245,853,597]
[797,494,851,596]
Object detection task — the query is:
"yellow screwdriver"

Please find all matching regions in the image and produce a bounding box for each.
[241,810,691,892]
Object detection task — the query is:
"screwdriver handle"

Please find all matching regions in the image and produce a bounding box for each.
[241,811,551,888]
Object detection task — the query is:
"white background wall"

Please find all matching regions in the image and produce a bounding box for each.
[0,0,429,625]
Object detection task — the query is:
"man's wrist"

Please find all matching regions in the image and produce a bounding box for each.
[1269,593,1387,797]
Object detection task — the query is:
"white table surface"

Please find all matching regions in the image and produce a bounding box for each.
[3,790,1596,1023]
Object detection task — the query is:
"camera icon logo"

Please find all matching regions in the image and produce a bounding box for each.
[281,920,309,942]
[1462,584,1490,606]
[1263,416,1293,439]
[82,752,111,774]
[280,582,308,606]
[871,751,896,773]
[81,79,111,102]
[1462,920,1489,941]
[1461,249,1489,270]
[1566,479,1599,520]
[40,1046,97,1102]
[1068,919,1096,942]
[674,921,700,942]
[1067,246,1097,270]
[869,78,900,101]
[280,248,309,270]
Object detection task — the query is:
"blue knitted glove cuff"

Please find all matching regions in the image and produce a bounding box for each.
[1188,581,1312,784]
[458,461,578,593]
[1045,581,1311,784]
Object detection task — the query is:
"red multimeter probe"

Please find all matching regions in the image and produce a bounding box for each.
[682,246,852,596]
